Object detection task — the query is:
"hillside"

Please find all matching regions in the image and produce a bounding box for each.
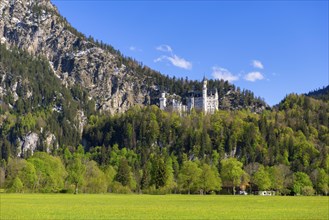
[0,0,268,159]
[0,0,150,114]
[0,0,266,115]
[0,0,328,196]
[1,88,328,195]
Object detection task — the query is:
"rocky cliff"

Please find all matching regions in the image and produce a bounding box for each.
[0,0,150,114]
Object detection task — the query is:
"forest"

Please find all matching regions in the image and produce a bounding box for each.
[0,44,328,196]
[1,98,328,195]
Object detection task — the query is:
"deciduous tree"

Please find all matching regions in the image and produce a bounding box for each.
[199,163,221,194]
[220,158,245,195]
[178,161,201,194]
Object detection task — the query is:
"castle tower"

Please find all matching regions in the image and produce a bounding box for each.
[214,88,219,111]
[159,92,167,110]
[202,77,208,113]
[188,96,195,112]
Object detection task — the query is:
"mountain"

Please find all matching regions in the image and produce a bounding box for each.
[0,0,151,115]
[0,0,267,116]
[0,0,267,159]
[0,0,328,196]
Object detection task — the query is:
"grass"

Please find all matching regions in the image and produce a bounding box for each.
[0,194,328,219]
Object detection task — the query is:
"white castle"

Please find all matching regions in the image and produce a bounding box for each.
[160,78,219,114]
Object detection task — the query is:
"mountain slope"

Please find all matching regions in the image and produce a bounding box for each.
[0,1,328,196]
[1,0,151,114]
[0,0,267,115]
[0,44,85,157]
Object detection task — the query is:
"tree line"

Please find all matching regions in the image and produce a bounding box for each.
[1,97,328,195]
[2,150,327,196]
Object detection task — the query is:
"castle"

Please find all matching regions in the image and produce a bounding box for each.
[160,78,219,114]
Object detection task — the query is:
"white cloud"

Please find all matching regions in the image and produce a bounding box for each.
[154,56,166,63]
[154,55,192,70]
[168,55,192,70]
[212,66,239,82]
[244,71,264,82]
[129,46,142,52]
[155,45,192,70]
[251,60,264,69]
[156,44,173,53]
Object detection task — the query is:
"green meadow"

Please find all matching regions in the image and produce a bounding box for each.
[1,194,328,220]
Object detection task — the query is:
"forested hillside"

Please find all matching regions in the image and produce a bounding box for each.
[1,70,328,195]
[0,0,327,196]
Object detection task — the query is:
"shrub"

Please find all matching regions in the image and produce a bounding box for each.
[301,186,315,196]
[111,181,131,194]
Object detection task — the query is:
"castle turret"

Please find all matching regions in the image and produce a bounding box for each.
[215,88,218,100]
[188,96,194,112]
[214,88,219,111]
[202,77,208,113]
[159,92,167,110]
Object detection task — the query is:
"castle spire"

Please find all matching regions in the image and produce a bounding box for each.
[203,76,208,113]
[159,92,167,110]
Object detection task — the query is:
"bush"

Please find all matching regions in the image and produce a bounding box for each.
[142,185,171,195]
[7,177,23,193]
[111,181,131,194]
[301,186,315,196]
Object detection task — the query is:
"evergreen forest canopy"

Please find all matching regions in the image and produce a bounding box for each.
[0,44,328,196]
[305,86,329,102]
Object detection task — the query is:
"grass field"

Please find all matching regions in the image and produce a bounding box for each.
[0,194,328,219]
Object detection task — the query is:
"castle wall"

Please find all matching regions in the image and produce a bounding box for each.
[160,79,218,114]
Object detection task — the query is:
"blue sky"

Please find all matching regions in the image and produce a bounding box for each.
[52,0,328,106]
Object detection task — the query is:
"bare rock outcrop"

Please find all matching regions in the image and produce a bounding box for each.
[0,0,150,114]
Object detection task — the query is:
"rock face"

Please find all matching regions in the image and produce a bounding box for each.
[0,0,150,114]
[44,132,57,153]
[17,132,39,157]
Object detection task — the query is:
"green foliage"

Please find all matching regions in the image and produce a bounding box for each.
[151,156,168,189]
[267,164,291,194]
[305,86,329,102]
[220,158,245,195]
[301,186,315,196]
[310,168,329,195]
[111,181,132,194]
[5,158,37,192]
[0,39,328,195]
[66,153,86,194]
[28,152,67,192]
[82,160,107,193]
[293,172,313,196]
[178,160,202,194]
[103,165,117,192]
[253,166,271,191]
[7,177,23,193]
[0,44,89,158]
[115,158,135,190]
[199,163,222,194]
